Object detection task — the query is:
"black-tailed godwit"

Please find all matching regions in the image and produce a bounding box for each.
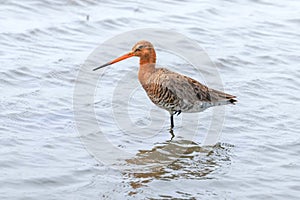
[93,40,236,137]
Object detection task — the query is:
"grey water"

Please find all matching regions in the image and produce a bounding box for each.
[1,0,300,199]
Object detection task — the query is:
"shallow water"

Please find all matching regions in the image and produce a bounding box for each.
[1,0,300,199]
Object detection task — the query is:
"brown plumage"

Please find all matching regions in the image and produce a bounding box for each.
[93,40,237,136]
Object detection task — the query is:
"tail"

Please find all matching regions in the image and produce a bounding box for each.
[228,98,237,104]
[209,89,237,105]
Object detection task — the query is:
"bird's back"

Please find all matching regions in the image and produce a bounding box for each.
[141,68,236,113]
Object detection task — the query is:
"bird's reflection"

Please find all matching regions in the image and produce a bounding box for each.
[122,138,233,193]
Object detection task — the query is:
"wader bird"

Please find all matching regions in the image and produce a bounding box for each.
[93,40,236,138]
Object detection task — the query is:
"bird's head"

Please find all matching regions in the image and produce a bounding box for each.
[131,40,154,57]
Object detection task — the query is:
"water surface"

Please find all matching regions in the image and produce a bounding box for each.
[1,0,300,199]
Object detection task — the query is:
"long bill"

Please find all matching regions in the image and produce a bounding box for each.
[93,51,134,71]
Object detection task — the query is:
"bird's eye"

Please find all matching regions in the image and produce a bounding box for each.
[135,45,144,52]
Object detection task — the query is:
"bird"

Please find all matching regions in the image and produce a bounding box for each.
[93,40,236,138]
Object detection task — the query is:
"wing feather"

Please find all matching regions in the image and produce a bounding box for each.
[143,68,236,112]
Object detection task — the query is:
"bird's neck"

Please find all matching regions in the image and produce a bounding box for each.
[139,51,156,66]
[138,59,155,88]
[138,63,155,87]
[138,52,156,87]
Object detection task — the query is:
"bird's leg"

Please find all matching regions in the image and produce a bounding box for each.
[170,114,174,129]
[173,110,181,116]
[169,114,175,140]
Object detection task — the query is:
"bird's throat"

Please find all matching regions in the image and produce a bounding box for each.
[139,53,156,66]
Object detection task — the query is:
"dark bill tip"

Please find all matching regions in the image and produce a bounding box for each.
[93,62,111,71]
